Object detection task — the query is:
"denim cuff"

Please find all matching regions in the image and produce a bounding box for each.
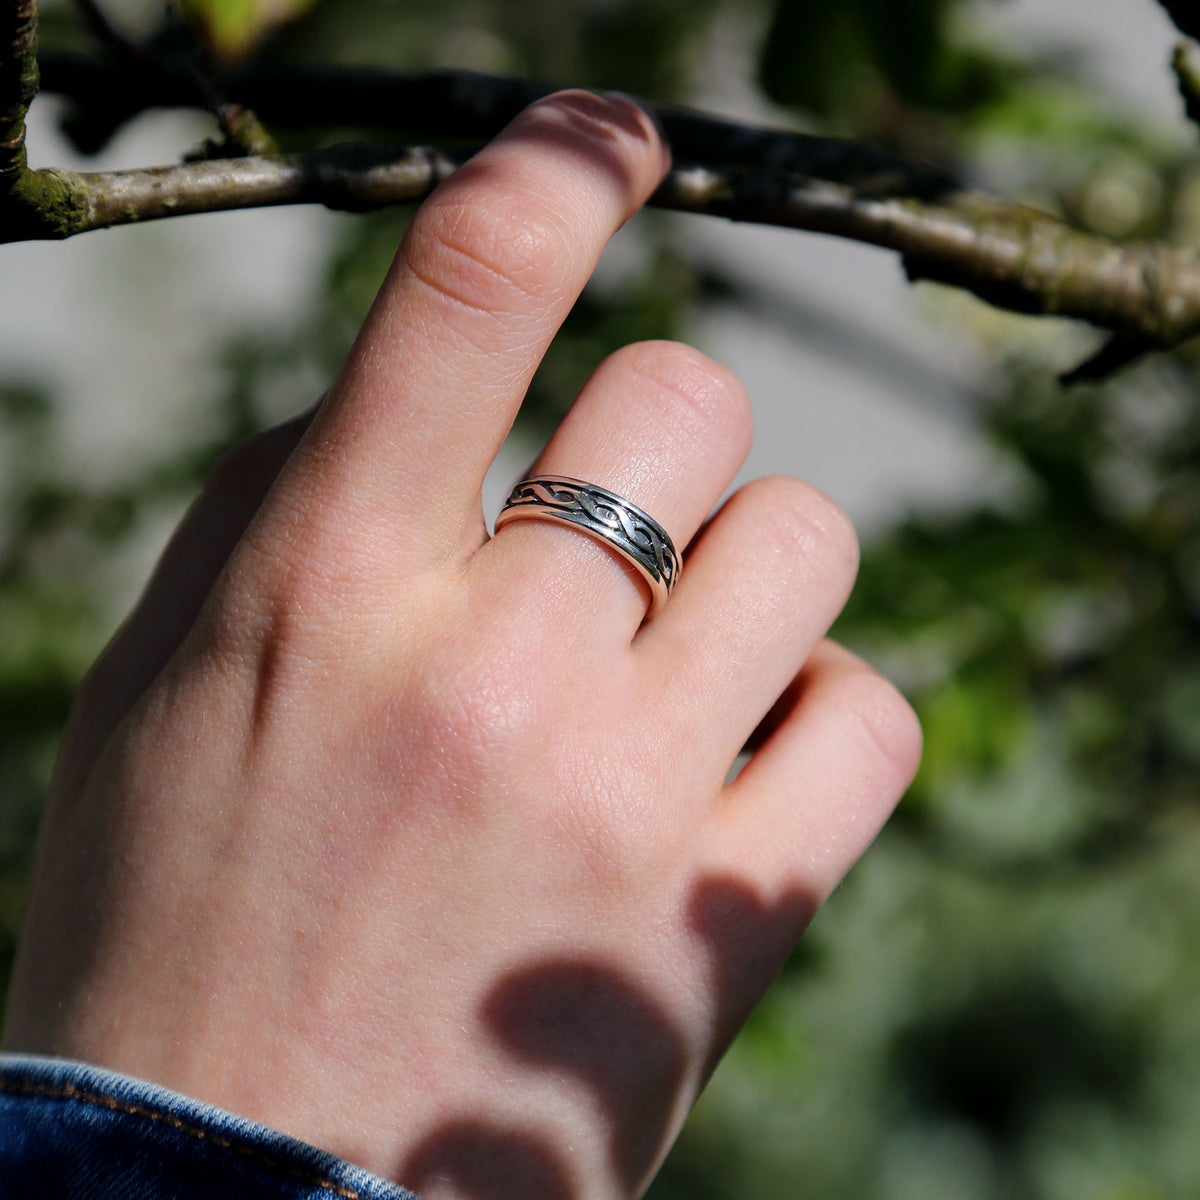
[0,1052,421,1200]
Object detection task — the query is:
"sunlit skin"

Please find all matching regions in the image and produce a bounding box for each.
[3,92,921,1200]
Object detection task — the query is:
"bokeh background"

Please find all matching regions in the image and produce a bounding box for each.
[4,1,1200,1196]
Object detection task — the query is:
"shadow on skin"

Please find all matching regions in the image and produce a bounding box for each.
[402,1122,576,1200]
[400,875,816,1199]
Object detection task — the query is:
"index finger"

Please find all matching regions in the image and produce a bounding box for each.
[262,91,669,573]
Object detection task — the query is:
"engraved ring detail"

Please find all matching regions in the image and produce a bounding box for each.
[494,475,681,617]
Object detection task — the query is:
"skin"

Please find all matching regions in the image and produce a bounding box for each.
[2,92,922,1200]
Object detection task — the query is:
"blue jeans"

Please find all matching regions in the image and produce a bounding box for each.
[0,1053,420,1199]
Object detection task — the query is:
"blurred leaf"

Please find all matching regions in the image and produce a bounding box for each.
[913,670,1032,792]
[757,0,1016,119]
[179,0,322,61]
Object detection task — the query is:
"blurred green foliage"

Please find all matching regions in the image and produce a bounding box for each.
[758,0,1011,119]
[672,358,1200,1198]
[5,1,1200,1197]
[180,0,322,62]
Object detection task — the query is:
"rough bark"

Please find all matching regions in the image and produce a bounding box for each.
[1,0,38,193]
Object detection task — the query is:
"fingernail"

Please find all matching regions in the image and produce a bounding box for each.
[602,90,669,147]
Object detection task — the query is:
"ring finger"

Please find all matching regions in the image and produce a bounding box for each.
[475,340,752,642]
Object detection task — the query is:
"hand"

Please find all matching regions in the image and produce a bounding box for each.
[3,92,920,1200]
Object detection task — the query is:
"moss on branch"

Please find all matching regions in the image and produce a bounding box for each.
[1,0,39,192]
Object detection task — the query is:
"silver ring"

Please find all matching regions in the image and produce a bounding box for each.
[494,475,681,616]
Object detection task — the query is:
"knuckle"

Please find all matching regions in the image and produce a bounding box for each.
[840,668,924,785]
[736,477,860,586]
[620,341,753,453]
[406,195,567,317]
[405,630,546,779]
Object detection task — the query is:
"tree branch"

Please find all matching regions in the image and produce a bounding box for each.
[36,55,957,199]
[0,143,463,241]
[11,53,1200,349]
[1,0,38,193]
[7,138,1200,351]
[659,167,1200,346]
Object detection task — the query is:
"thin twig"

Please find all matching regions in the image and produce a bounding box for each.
[1059,334,1153,386]
[162,0,277,156]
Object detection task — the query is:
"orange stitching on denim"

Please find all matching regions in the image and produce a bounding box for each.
[0,1075,367,1198]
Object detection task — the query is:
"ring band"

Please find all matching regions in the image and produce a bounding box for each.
[494,475,681,616]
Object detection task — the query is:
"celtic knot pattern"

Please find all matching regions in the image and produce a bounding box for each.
[495,475,681,612]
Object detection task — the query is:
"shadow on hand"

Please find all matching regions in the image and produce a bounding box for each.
[400,874,815,1200]
[401,1122,576,1200]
